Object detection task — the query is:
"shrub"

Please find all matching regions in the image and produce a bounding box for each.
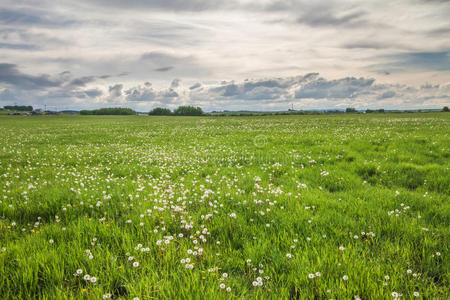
[149,107,172,115]
[443,106,449,112]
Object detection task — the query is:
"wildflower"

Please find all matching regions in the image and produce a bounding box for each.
[76,269,83,275]
[413,292,419,297]
[133,262,139,267]
[252,281,258,286]
[222,273,228,278]
[343,275,348,280]
[384,275,390,280]
[407,269,412,274]
[90,277,97,283]
[315,272,321,277]
[286,253,292,259]
[49,239,54,244]
[339,246,345,251]
[220,283,226,289]
[226,287,231,292]
[308,273,315,279]
[103,293,111,299]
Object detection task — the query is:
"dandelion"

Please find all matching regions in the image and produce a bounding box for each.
[49,239,54,244]
[90,277,97,283]
[226,287,231,292]
[83,274,91,281]
[76,269,83,275]
[413,292,419,297]
[103,293,111,299]
[308,273,315,279]
[222,273,228,278]
[252,281,258,286]
[343,275,348,281]
[315,272,321,277]
[133,262,139,267]
[220,283,226,289]
[286,253,292,259]
[385,275,390,280]
[407,269,412,274]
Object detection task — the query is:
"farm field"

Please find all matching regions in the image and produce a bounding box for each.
[0,113,449,299]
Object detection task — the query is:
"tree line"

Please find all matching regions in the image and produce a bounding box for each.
[148,106,203,116]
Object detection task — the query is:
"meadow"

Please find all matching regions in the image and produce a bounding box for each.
[0,113,448,299]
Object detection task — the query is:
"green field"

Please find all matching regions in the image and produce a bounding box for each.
[0,114,449,299]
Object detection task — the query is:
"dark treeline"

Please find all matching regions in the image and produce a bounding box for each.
[4,105,33,111]
[80,108,136,115]
[149,106,204,116]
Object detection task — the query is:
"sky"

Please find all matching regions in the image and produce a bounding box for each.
[0,0,449,111]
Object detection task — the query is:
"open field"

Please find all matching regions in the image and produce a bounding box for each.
[0,113,449,299]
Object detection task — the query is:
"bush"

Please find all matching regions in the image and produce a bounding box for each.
[80,108,136,115]
[345,107,357,113]
[149,107,172,115]
[173,106,204,116]
[443,106,449,112]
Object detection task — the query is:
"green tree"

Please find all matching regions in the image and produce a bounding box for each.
[173,106,204,116]
[149,107,172,115]
[443,106,449,112]
[80,108,136,115]
[346,107,357,113]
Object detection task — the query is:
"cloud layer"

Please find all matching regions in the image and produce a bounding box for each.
[0,0,449,110]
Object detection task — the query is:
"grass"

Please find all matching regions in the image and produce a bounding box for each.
[0,113,449,299]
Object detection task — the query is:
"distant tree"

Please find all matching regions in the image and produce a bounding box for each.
[443,106,449,112]
[4,105,33,111]
[80,110,93,115]
[149,107,172,115]
[366,109,385,113]
[345,107,357,113]
[173,106,204,116]
[80,108,136,115]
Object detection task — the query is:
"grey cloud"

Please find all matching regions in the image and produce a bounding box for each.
[84,88,103,98]
[109,84,123,97]
[369,51,450,73]
[0,8,77,27]
[295,77,375,99]
[189,83,201,90]
[206,74,319,100]
[154,66,173,72]
[170,78,181,88]
[297,9,367,28]
[0,42,39,50]
[0,63,62,90]
[377,91,396,99]
[78,0,231,11]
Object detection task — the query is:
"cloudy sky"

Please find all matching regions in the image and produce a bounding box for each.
[0,0,449,111]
